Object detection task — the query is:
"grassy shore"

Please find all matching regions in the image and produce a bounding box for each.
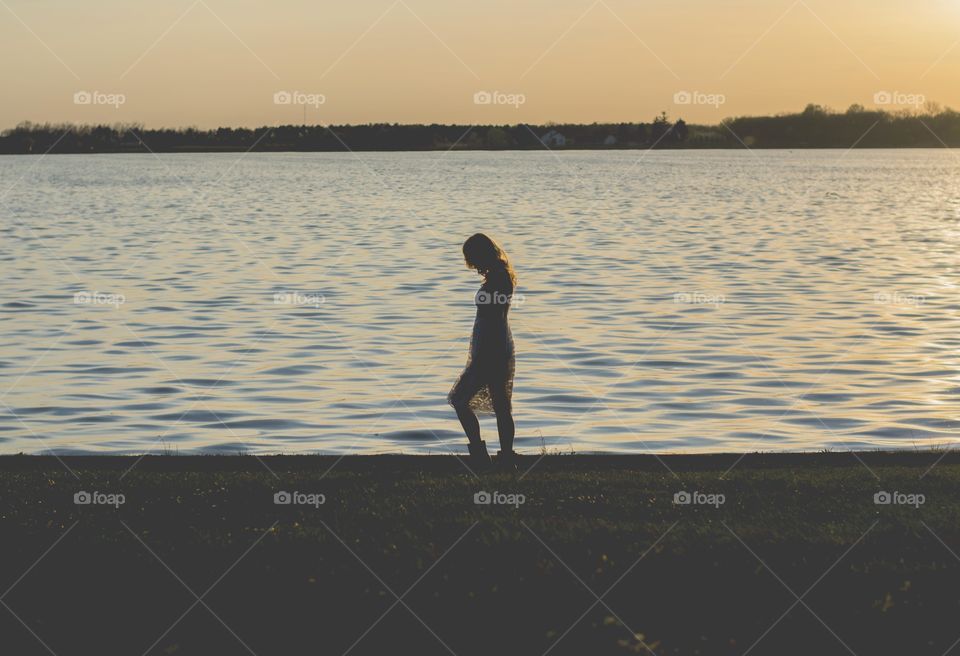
[1,452,958,656]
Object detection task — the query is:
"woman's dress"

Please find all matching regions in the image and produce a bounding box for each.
[448,270,515,414]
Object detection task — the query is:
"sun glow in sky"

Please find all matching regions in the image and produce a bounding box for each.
[0,0,957,128]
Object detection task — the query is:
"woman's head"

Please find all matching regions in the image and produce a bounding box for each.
[462,233,517,286]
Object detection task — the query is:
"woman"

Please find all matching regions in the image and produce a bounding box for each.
[448,233,517,467]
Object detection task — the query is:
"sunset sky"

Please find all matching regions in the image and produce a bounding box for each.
[1,0,958,128]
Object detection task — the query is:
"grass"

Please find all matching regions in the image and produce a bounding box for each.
[1,452,958,655]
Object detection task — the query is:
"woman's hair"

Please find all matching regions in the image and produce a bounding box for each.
[462,233,517,287]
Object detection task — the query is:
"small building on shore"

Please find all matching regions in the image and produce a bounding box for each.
[540,130,567,147]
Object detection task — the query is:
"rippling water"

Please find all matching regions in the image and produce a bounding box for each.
[1,150,959,454]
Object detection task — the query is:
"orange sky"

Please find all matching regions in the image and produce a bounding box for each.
[1,0,957,128]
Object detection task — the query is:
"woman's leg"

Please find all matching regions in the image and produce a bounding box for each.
[490,384,515,454]
[454,403,483,446]
[449,370,484,446]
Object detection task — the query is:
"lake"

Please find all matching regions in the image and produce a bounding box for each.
[1,149,958,454]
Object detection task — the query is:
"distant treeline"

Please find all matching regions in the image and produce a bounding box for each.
[0,113,686,154]
[1,104,959,154]
[723,103,960,148]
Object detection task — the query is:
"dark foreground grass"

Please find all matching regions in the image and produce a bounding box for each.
[1,452,959,656]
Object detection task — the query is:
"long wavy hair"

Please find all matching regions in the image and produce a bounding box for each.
[462,233,517,287]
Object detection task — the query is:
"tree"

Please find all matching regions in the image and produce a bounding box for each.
[672,119,688,142]
[650,111,672,144]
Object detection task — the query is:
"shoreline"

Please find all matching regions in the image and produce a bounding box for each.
[1,449,956,471]
[1,145,957,155]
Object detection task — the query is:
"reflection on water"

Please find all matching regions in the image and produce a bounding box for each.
[1,150,958,454]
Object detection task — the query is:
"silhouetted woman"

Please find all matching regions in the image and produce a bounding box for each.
[448,233,517,467]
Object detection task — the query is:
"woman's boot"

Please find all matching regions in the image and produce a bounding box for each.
[468,440,492,468]
[496,449,518,471]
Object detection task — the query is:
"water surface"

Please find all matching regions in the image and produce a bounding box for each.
[1,150,958,454]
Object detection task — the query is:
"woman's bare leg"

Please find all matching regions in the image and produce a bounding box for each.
[490,386,515,454]
[455,404,483,446]
[496,412,515,453]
